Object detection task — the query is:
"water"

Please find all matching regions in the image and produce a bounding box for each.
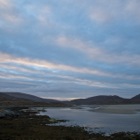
[38,105,140,134]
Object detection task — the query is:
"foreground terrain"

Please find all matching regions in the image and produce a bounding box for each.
[0,107,140,140]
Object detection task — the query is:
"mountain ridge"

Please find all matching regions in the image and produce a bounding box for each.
[0,92,65,106]
[0,92,140,106]
[70,94,140,105]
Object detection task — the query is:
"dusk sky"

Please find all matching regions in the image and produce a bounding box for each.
[0,0,140,100]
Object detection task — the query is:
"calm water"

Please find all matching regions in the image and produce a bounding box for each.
[38,105,140,134]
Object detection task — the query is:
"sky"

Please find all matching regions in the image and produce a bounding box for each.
[0,0,140,100]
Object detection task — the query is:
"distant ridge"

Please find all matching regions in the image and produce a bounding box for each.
[0,92,140,106]
[3,92,59,103]
[130,94,140,104]
[70,94,140,105]
[0,92,64,106]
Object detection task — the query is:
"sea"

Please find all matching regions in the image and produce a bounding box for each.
[38,104,140,134]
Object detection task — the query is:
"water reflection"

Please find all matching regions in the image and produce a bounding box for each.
[38,105,140,134]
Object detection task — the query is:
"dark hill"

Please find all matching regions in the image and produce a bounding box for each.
[4,92,58,103]
[1,92,140,106]
[0,92,18,101]
[70,95,138,105]
[70,95,126,105]
[131,94,140,99]
[0,92,64,106]
[131,94,140,103]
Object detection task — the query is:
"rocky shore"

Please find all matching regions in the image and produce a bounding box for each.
[0,109,19,118]
[0,107,140,140]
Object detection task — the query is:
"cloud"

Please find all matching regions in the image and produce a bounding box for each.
[56,36,105,56]
[0,0,11,9]
[0,0,53,32]
[88,0,140,24]
[89,8,112,24]
[1,52,140,92]
[125,0,140,21]
[23,3,52,26]
[0,0,23,29]
[0,0,140,98]
[2,52,139,81]
[0,52,113,79]
[56,36,140,66]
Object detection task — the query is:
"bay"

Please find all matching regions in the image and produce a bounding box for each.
[38,104,140,134]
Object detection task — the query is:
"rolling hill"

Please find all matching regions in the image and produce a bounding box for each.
[70,95,140,105]
[130,94,140,103]
[0,92,140,106]
[0,92,64,106]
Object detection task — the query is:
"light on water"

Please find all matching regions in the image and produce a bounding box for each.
[38,105,140,134]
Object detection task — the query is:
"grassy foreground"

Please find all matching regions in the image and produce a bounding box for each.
[0,107,140,140]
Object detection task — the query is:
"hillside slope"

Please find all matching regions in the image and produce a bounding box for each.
[0,92,64,106]
[130,94,140,103]
[70,95,139,105]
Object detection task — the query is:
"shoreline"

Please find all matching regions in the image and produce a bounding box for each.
[0,106,140,140]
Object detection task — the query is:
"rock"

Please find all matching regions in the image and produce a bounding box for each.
[0,109,19,118]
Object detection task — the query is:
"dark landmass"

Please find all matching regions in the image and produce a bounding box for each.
[131,94,140,104]
[0,92,140,106]
[0,107,140,140]
[0,92,140,139]
[3,92,59,103]
[70,94,140,105]
[0,92,66,107]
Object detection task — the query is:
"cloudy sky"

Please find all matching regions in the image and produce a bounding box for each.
[0,0,140,100]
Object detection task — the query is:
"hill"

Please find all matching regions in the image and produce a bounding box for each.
[70,94,140,105]
[0,92,65,107]
[4,92,58,103]
[130,94,140,103]
[0,92,140,106]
